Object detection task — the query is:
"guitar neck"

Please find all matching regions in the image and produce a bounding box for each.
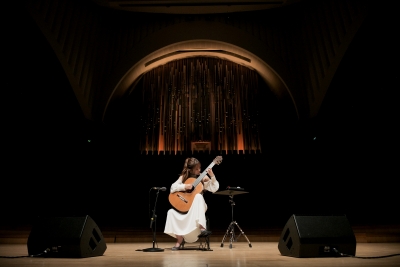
[192,162,216,187]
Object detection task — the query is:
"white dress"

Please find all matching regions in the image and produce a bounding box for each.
[164,175,219,243]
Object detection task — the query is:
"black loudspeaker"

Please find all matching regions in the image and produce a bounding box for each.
[278,214,356,258]
[27,215,107,258]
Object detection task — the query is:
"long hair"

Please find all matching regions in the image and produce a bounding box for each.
[180,157,200,183]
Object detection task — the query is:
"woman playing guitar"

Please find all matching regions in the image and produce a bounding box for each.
[164,156,221,250]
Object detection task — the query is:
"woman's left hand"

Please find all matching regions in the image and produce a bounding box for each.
[205,168,214,180]
[202,169,214,182]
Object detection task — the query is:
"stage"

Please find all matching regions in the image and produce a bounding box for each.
[1,242,399,267]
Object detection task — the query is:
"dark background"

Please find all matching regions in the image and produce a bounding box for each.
[2,2,398,232]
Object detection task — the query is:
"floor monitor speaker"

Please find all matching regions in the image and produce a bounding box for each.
[27,215,107,258]
[277,214,356,258]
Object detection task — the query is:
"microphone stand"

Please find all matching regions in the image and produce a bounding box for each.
[143,188,164,252]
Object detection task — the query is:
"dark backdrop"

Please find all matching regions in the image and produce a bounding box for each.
[2,2,398,232]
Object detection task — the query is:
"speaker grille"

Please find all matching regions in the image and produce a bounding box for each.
[27,215,107,258]
[278,214,356,258]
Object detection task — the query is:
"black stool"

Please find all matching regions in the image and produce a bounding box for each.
[198,216,212,251]
[181,216,212,251]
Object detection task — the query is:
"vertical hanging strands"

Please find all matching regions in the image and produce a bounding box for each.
[157,72,162,152]
[136,57,264,155]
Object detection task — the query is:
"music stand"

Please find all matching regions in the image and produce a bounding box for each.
[214,188,252,249]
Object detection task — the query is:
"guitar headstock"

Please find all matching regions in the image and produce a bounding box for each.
[213,156,223,165]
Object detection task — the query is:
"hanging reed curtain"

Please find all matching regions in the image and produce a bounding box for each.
[135,57,262,155]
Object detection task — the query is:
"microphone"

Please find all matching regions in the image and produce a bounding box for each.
[152,187,167,191]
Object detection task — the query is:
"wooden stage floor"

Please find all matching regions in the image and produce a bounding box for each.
[1,242,399,267]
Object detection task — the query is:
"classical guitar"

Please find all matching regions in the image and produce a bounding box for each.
[168,156,223,213]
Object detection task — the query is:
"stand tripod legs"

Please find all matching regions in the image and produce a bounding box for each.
[220,221,252,248]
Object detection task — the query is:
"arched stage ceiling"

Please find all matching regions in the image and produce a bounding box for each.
[23,0,369,126]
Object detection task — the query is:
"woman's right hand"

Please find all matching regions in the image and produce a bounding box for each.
[185,184,193,190]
